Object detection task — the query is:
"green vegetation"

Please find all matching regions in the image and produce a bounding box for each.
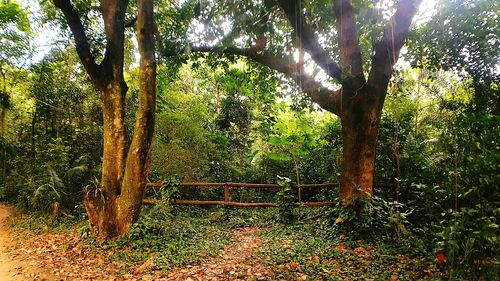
[0,0,498,279]
[83,206,232,271]
[14,202,498,280]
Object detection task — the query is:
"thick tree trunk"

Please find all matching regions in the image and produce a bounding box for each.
[339,89,384,201]
[83,71,156,239]
[82,0,156,239]
[84,81,128,238]
[334,0,419,202]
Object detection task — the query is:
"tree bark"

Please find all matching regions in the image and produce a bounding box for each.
[84,81,128,238]
[0,108,5,139]
[0,67,7,139]
[339,88,384,200]
[1,66,8,190]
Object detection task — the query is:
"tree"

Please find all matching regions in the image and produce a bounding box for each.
[0,0,30,136]
[267,110,316,187]
[408,0,499,114]
[51,0,156,238]
[0,0,31,195]
[162,0,422,200]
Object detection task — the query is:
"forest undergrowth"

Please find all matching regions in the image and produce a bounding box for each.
[9,204,499,280]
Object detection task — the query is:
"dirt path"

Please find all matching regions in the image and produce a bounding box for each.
[0,204,29,280]
[0,204,53,281]
[167,227,274,280]
[0,204,16,280]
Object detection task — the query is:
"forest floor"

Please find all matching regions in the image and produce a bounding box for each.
[166,228,276,280]
[0,204,278,280]
[0,204,53,280]
[0,203,124,280]
[0,204,480,281]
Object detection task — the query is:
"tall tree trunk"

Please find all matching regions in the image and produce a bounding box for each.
[31,110,37,168]
[339,89,384,200]
[117,0,157,232]
[84,81,128,238]
[0,108,5,139]
[1,67,7,190]
[274,0,420,201]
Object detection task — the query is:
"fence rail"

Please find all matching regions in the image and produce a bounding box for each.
[145,182,339,188]
[143,181,396,207]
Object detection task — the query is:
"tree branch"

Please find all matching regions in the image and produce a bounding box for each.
[164,45,341,115]
[278,0,342,83]
[368,0,422,91]
[52,0,101,84]
[100,0,128,82]
[333,0,365,81]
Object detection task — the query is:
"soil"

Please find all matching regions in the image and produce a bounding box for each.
[0,204,52,280]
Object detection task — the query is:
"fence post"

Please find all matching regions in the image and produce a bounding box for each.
[224,183,229,205]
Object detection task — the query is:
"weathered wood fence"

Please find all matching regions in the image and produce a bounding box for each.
[143,182,396,207]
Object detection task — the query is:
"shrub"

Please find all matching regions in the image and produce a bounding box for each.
[327,191,410,241]
[274,176,296,224]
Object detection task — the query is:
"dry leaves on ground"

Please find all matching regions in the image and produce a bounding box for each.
[6,227,277,281]
[167,228,275,281]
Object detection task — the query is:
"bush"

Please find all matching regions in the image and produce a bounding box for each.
[327,191,410,241]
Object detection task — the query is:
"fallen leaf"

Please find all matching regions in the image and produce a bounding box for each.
[289,263,300,270]
[336,244,346,251]
[298,273,308,280]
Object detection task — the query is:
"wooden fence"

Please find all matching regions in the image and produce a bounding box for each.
[143,182,396,207]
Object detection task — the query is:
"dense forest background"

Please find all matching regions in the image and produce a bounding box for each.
[0,0,498,279]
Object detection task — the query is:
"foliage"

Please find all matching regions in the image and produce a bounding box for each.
[380,67,500,276]
[151,65,217,181]
[274,176,296,224]
[300,117,343,184]
[13,211,81,234]
[267,110,316,180]
[408,0,499,79]
[151,177,180,222]
[2,48,100,213]
[0,0,31,66]
[258,219,435,281]
[151,62,280,183]
[327,192,410,241]
[79,205,232,272]
[407,113,500,268]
